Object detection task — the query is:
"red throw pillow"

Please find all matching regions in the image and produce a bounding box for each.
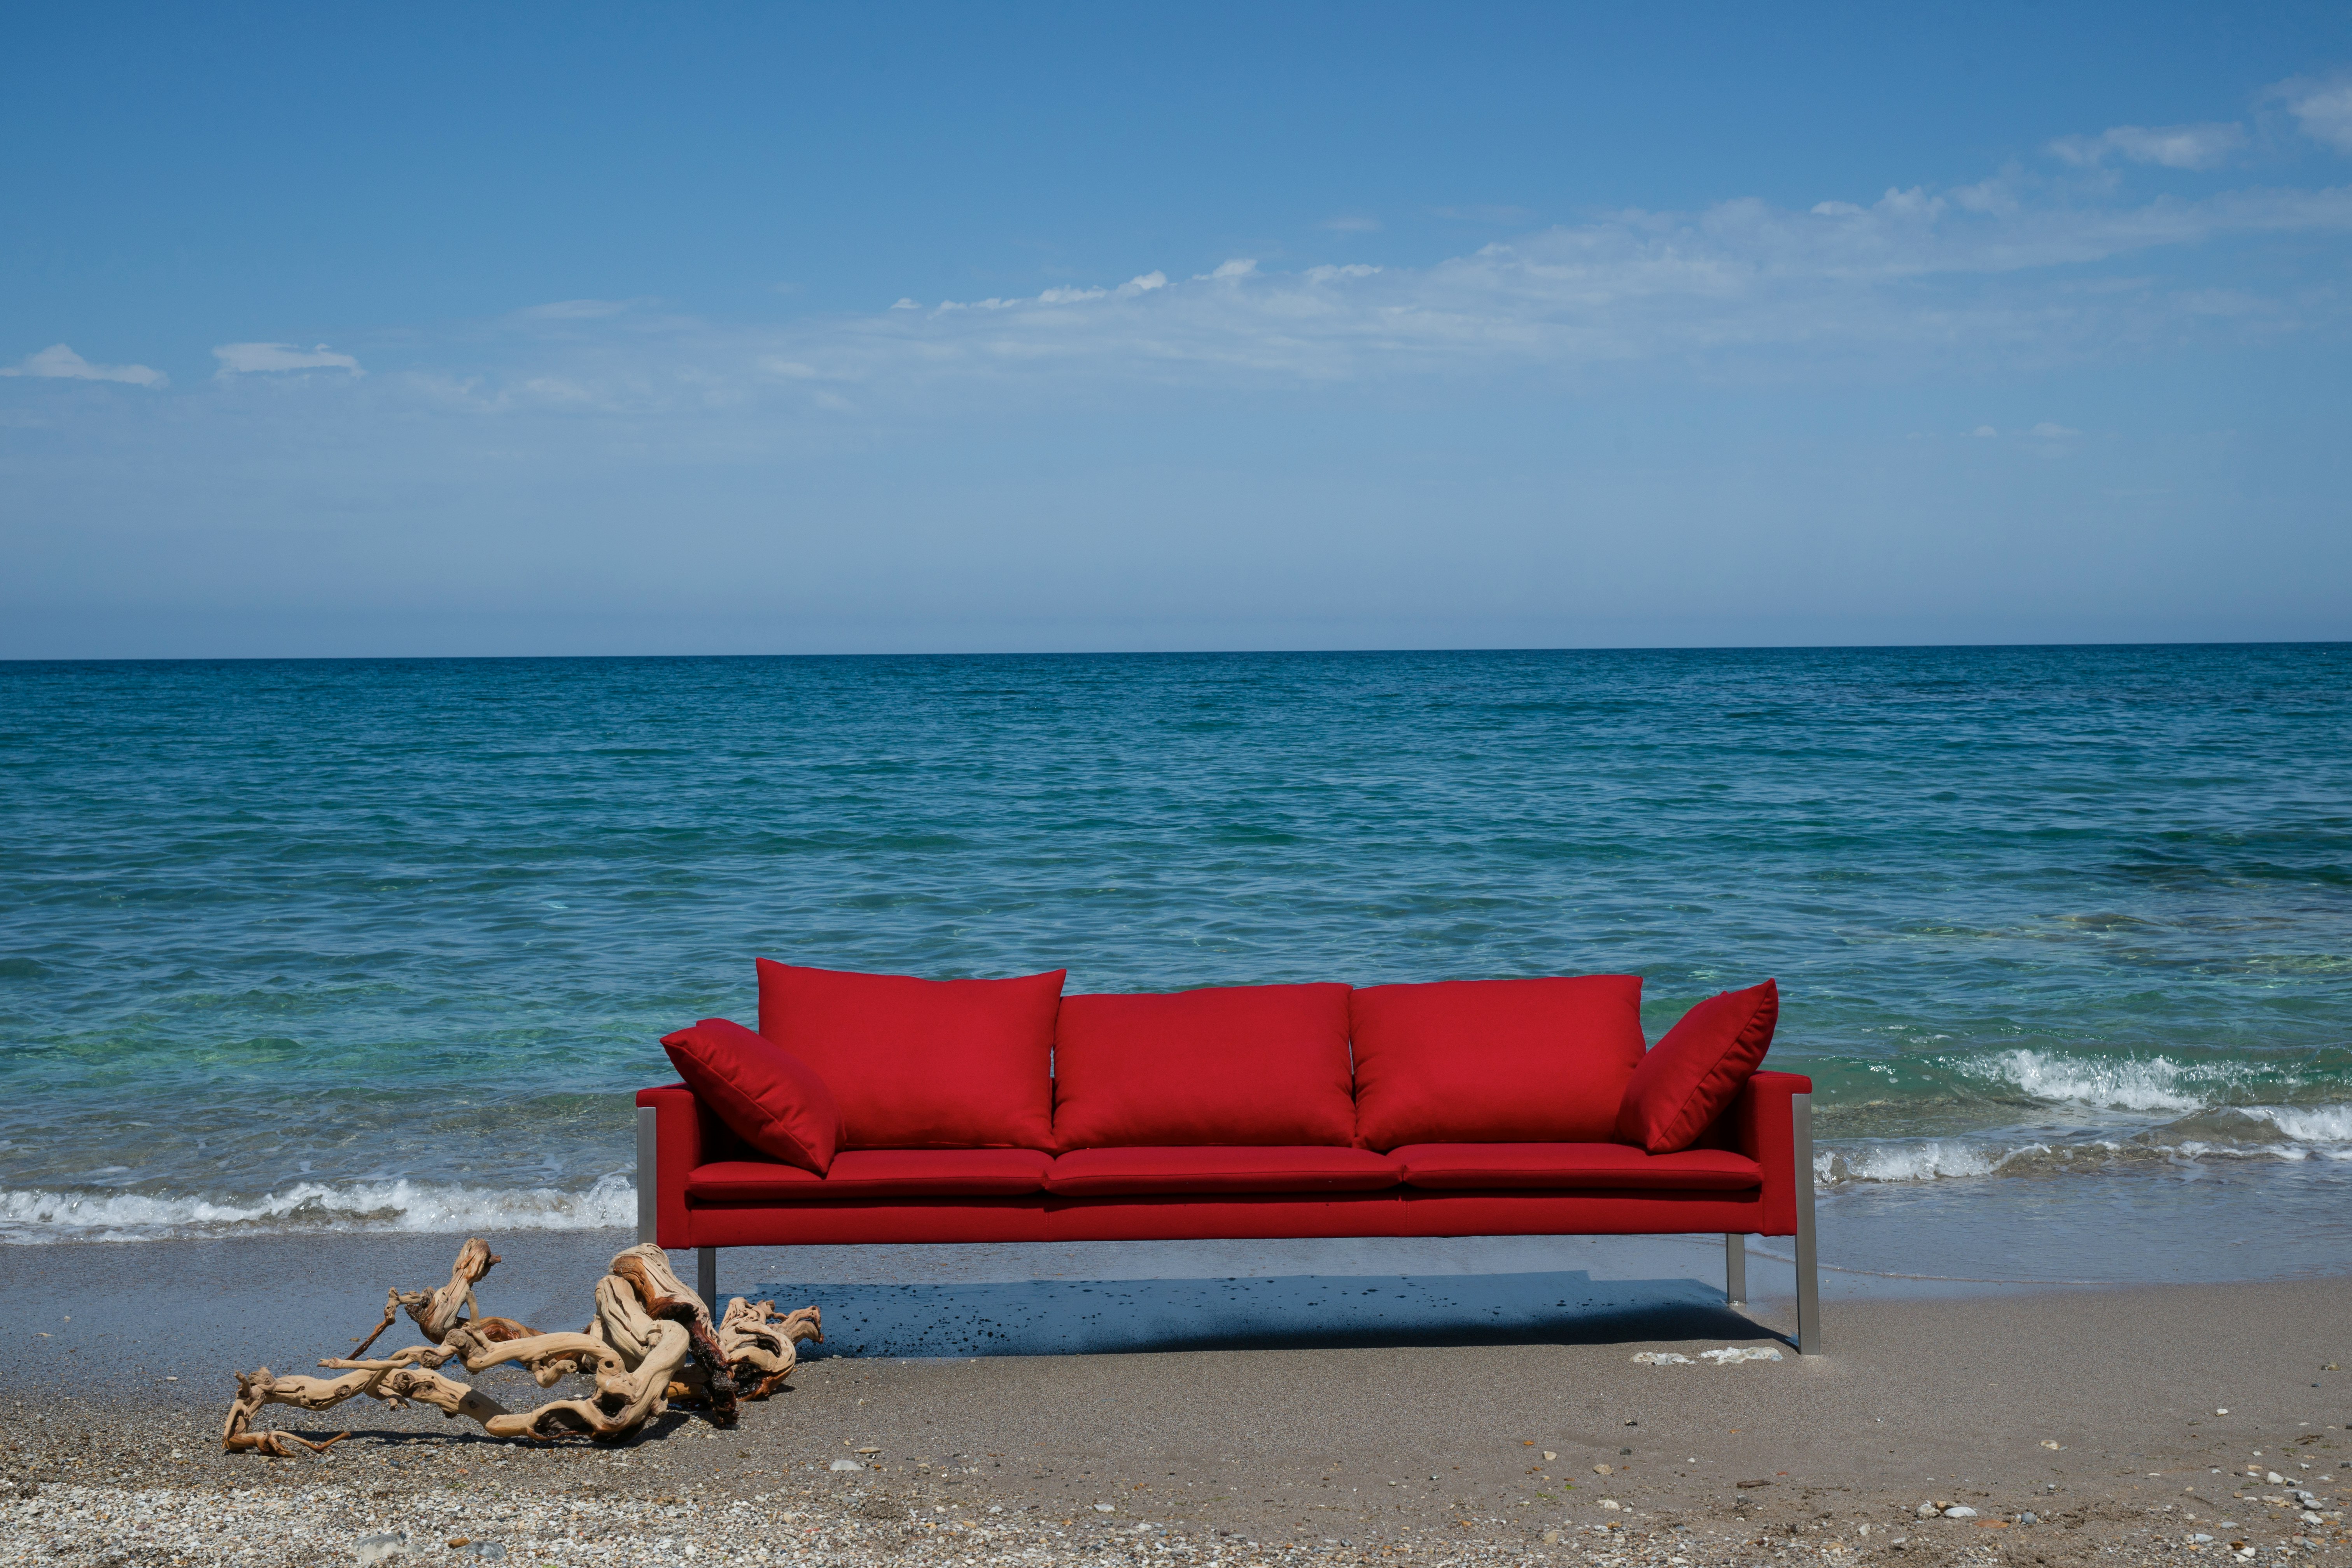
[661,1017,841,1174]
[1613,979,1780,1153]
[1349,976,1648,1150]
[756,960,1064,1150]
[1052,983,1356,1148]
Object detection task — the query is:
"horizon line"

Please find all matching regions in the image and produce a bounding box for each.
[3,637,2347,667]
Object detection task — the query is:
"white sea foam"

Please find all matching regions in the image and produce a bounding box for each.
[2241,1104,2352,1143]
[1955,1049,2212,1113]
[1817,1140,2020,1185]
[1816,1099,2352,1186]
[0,1172,635,1243]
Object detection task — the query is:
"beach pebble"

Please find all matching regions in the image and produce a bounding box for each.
[2020,1512,2039,1525]
[354,1531,410,1566]
[830,1458,864,1471]
[2268,1471,2285,1484]
[1916,1503,1939,1518]
[1593,1464,1612,1475]
[1944,1505,1978,1519]
[1094,1503,1115,1512]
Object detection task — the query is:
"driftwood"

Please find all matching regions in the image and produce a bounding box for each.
[223,1240,822,1454]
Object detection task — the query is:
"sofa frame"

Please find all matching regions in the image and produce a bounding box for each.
[631,1075,1823,1355]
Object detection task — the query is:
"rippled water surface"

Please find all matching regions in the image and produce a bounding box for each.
[2,647,2347,1272]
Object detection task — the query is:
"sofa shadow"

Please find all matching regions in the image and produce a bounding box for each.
[749,1269,1785,1358]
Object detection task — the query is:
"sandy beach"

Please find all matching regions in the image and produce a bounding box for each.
[4,1232,2345,1567]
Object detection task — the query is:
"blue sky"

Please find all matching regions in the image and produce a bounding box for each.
[4,2,2350,657]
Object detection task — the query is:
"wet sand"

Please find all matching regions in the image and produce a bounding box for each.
[2,1232,2347,1566]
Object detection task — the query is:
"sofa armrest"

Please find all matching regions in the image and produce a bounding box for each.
[635,1081,715,1250]
[1731,1069,1814,1236]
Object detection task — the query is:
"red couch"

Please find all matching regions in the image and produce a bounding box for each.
[634,964,1823,1353]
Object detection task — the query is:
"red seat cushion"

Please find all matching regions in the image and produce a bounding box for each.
[1614,980,1780,1153]
[686,1148,1051,1202]
[660,1018,840,1174]
[755,960,1064,1150]
[1045,1146,1402,1197]
[1349,976,1648,1151]
[1052,983,1355,1148]
[1391,1142,1762,1192]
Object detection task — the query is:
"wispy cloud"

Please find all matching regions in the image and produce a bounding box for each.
[360,168,2352,423]
[212,342,363,376]
[517,299,635,320]
[0,343,166,387]
[2049,122,2247,170]
[2275,72,2352,154]
[1432,204,1535,225]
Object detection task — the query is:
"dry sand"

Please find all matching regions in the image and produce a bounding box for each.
[2,1233,2346,1568]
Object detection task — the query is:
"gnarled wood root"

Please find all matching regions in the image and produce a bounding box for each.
[719,1299,824,1399]
[223,1238,816,1454]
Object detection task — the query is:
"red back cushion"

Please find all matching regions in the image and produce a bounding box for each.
[661,1017,841,1174]
[1614,979,1780,1153]
[754,959,1063,1150]
[1349,975,1648,1150]
[1052,983,1356,1148]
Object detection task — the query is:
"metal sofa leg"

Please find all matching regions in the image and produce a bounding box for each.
[635,1107,659,1247]
[698,1246,718,1308]
[1724,1233,1746,1305]
[1792,1091,1822,1354]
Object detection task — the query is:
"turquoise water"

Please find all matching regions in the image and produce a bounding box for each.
[2,646,2347,1274]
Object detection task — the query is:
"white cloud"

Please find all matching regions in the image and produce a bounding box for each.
[1972,425,1999,438]
[304,158,2352,422]
[2049,122,2247,170]
[2276,74,2352,154]
[0,343,166,387]
[213,342,363,375]
[2031,422,2081,439]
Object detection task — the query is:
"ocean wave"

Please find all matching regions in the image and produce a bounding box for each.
[0,1172,635,1243]
[2243,1104,2352,1143]
[1817,1103,2352,1186]
[1951,1048,2222,1113]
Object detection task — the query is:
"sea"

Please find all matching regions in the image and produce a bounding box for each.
[3,645,2347,1290]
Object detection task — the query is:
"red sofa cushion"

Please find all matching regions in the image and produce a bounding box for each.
[1052,983,1355,1148]
[1044,1146,1401,1197]
[686,1148,1051,1202]
[1349,975,1648,1150]
[1614,979,1780,1153]
[755,959,1064,1150]
[660,1018,840,1174]
[1391,1142,1762,1191]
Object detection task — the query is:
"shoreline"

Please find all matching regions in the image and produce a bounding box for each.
[3,1236,2347,1565]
